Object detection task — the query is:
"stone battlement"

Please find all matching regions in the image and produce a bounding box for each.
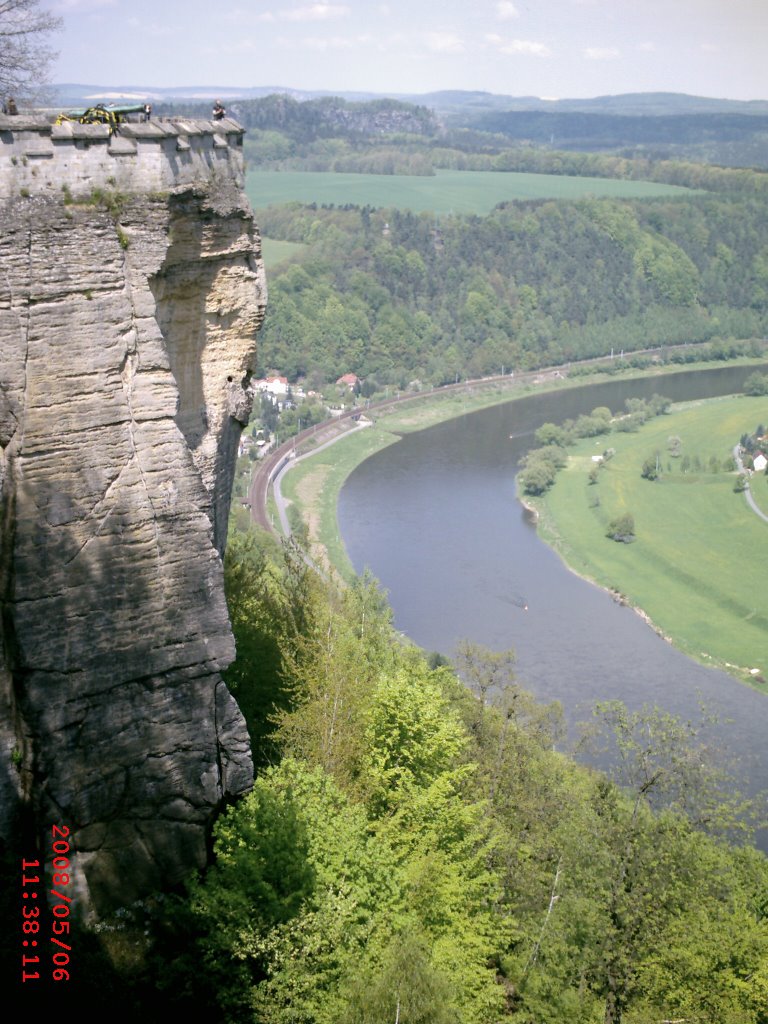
[0,115,245,200]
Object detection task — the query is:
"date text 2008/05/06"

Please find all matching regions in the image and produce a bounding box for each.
[21,824,74,983]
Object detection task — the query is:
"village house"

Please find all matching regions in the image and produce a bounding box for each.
[254,376,289,399]
[253,376,305,409]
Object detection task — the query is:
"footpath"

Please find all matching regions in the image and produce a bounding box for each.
[247,410,374,533]
[271,420,372,536]
[732,445,768,524]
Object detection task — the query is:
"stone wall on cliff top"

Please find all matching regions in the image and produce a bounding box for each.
[0,116,266,917]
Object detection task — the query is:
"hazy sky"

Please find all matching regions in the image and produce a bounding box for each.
[50,0,767,101]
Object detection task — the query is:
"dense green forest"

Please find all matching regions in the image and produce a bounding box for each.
[243,129,768,187]
[255,192,768,384]
[465,110,768,167]
[154,92,768,172]
[477,110,768,149]
[140,95,768,1019]
[127,536,768,1022]
[213,94,768,387]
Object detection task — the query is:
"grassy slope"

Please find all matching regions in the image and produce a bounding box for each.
[260,236,307,269]
[534,395,768,685]
[247,168,696,215]
[749,470,768,516]
[280,424,400,580]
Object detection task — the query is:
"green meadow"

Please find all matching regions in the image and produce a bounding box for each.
[247,168,696,215]
[748,466,768,516]
[533,394,768,685]
[259,236,307,269]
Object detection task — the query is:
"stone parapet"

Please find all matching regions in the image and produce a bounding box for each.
[0,115,245,199]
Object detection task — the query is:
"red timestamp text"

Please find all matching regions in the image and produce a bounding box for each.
[20,856,42,982]
[49,824,73,982]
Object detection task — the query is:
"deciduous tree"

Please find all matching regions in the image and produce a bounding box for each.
[744,371,768,396]
[576,701,767,1024]
[606,512,635,542]
[0,0,62,101]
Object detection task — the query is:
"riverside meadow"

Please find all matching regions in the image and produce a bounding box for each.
[531,393,768,684]
[272,378,768,687]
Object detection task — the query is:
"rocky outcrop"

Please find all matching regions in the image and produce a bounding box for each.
[0,122,265,917]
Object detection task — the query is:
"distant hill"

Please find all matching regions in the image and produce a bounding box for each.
[409,90,768,117]
[465,110,768,150]
[50,85,768,168]
[51,83,383,106]
[551,92,768,116]
[53,84,768,117]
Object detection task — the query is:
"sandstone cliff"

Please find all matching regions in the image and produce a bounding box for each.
[0,117,265,916]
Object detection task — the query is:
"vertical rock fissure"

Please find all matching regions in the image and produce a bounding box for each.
[0,221,33,837]
[119,237,167,599]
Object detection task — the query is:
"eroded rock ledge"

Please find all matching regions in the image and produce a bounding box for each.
[0,122,265,916]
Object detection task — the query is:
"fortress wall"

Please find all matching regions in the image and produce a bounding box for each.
[0,115,246,199]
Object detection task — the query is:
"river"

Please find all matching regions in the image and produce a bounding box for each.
[338,365,768,836]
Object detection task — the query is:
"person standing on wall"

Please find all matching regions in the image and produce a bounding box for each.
[212,99,226,120]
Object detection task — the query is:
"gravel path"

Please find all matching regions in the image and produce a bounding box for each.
[272,420,372,537]
[732,445,768,523]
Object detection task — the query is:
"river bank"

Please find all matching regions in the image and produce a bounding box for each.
[523,490,679,644]
[269,354,768,583]
[523,393,768,692]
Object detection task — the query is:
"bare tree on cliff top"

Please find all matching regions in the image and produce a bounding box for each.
[0,0,63,104]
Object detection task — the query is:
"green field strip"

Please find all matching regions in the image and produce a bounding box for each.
[260,236,307,269]
[247,168,696,216]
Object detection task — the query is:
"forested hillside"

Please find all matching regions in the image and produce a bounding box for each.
[150,91,768,172]
[236,94,438,139]
[462,111,768,169]
[128,536,768,1022]
[256,191,768,384]
[107,96,768,1020]
[312,94,768,171]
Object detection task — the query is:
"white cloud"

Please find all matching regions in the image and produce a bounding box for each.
[701,42,719,53]
[424,32,465,54]
[221,5,254,17]
[487,35,552,57]
[283,3,350,21]
[234,4,349,24]
[496,1,519,20]
[583,46,620,60]
[222,7,277,23]
[125,15,172,36]
[283,33,373,50]
[636,41,656,52]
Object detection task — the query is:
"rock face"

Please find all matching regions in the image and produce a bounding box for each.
[0,120,265,916]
